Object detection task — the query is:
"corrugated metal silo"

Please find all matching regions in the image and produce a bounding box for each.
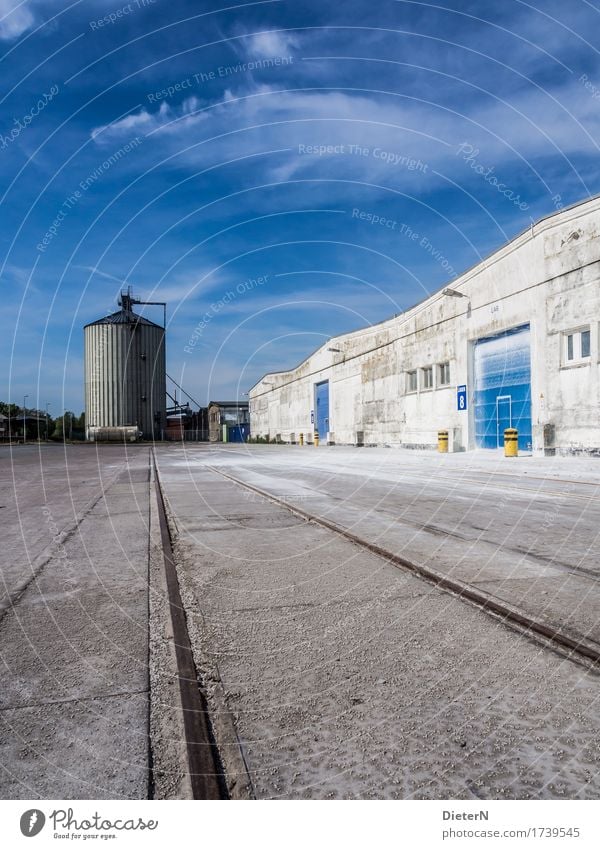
[84,292,166,440]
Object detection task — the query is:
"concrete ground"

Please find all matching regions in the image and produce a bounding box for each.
[155,443,600,799]
[1,442,599,799]
[0,444,151,798]
[191,444,600,646]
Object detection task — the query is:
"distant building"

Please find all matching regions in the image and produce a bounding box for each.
[250,195,600,456]
[7,415,48,441]
[165,405,208,441]
[208,401,250,443]
[84,292,166,441]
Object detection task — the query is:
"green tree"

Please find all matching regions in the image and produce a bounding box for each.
[0,402,20,417]
[51,412,76,440]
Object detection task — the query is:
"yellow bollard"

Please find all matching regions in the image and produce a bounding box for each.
[438,430,449,453]
[299,433,304,446]
[314,430,319,447]
[504,428,518,457]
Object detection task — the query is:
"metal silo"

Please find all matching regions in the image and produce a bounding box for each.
[84,291,166,440]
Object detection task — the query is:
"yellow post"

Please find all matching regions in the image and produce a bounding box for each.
[438,430,449,453]
[504,428,518,457]
[314,430,319,446]
[299,433,304,446]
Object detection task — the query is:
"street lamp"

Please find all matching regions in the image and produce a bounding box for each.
[45,402,51,441]
[23,394,28,444]
[441,288,467,298]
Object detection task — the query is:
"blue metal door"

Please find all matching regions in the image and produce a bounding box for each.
[474,325,532,451]
[315,380,329,439]
[228,423,250,443]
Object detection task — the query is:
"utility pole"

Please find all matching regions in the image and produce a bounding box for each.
[23,394,28,444]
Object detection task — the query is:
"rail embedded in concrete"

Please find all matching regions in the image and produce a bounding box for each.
[208,465,600,671]
[152,454,228,800]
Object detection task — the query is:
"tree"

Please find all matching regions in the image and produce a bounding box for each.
[0,402,20,417]
[51,416,64,440]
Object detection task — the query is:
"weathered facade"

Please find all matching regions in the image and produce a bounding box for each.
[250,196,600,455]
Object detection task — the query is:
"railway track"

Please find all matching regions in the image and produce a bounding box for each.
[152,454,228,800]
[207,463,600,672]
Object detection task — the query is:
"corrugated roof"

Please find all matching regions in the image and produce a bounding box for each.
[84,308,162,329]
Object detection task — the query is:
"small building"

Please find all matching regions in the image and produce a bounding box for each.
[165,405,208,441]
[208,401,250,443]
[250,195,600,456]
[8,415,49,441]
[0,414,8,441]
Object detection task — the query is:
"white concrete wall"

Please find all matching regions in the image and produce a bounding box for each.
[250,197,600,455]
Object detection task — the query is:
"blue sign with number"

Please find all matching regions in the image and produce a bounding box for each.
[457,385,467,411]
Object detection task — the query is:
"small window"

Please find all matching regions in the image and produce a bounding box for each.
[438,362,450,386]
[564,327,591,363]
[406,370,417,393]
[421,366,433,390]
[581,329,591,359]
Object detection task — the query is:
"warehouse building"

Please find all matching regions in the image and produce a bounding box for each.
[249,196,600,455]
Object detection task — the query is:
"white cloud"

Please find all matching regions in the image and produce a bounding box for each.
[88,72,600,214]
[0,0,35,40]
[245,29,298,58]
[91,100,171,141]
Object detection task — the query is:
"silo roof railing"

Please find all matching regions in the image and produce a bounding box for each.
[84,308,163,329]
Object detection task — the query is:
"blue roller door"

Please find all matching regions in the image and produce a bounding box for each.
[315,380,329,438]
[473,325,532,451]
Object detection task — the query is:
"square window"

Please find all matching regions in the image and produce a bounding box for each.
[406,370,417,393]
[422,366,433,389]
[438,362,450,385]
[564,327,591,364]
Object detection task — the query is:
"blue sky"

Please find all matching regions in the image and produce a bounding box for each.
[2,0,600,413]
